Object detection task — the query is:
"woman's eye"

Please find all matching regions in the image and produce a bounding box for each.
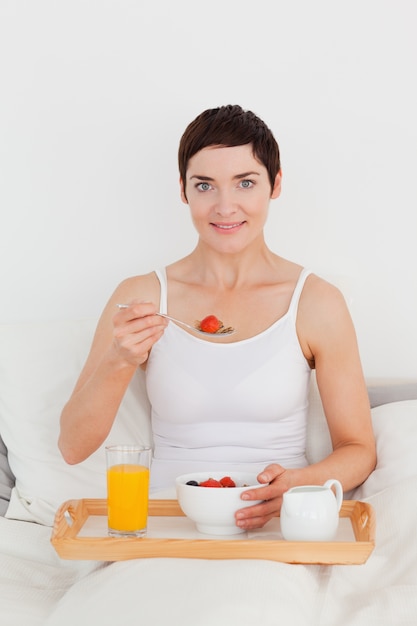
[197,182,212,191]
[240,179,254,189]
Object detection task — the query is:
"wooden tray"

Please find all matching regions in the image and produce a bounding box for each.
[51,498,375,565]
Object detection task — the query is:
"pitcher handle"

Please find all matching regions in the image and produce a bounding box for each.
[323,479,343,511]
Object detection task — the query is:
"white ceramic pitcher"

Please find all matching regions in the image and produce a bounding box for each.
[280,479,343,541]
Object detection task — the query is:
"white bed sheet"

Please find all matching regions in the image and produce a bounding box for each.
[1,475,416,626]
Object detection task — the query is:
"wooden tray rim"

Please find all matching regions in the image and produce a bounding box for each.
[51,498,375,565]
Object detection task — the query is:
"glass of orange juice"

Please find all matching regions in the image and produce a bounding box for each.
[106,445,151,538]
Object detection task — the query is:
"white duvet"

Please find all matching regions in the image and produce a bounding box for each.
[1,474,416,626]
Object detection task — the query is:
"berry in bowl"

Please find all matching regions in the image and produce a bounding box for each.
[175,471,264,535]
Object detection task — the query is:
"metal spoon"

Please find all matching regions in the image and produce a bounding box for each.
[116,304,236,337]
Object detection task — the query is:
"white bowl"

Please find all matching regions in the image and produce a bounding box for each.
[175,471,264,535]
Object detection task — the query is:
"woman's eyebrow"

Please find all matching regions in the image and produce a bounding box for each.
[233,171,261,179]
[189,171,260,181]
[189,175,214,181]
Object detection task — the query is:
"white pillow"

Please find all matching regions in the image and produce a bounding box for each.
[0,319,152,526]
[354,399,417,499]
[306,375,417,500]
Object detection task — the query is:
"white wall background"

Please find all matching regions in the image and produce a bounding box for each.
[1,0,416,378]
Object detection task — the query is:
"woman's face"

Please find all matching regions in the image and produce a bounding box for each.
[181,144,281,254]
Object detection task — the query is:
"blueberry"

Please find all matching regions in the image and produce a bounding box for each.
[186,480,199,486]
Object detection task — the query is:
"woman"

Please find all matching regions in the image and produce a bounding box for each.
[59,104,376,530]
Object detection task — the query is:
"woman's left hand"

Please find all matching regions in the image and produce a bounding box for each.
[235,464,294,530]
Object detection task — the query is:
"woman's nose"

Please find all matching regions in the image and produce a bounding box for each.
[214,190,237,216]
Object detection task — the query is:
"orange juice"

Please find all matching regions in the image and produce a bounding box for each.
[107,463,149,532]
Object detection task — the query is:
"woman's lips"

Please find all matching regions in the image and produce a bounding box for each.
[210,221,245,232]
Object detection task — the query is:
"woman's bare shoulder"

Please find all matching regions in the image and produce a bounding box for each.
[298,273,357,360]
[302,273,347,309]
[112,271,161,305]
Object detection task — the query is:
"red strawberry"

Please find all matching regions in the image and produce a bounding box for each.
[199,478,222,488]
[199,315,222,334]
[220,476,236,488]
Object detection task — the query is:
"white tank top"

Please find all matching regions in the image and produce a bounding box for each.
[146,268,312,491]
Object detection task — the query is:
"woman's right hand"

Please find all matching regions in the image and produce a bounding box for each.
[112,301,168,367]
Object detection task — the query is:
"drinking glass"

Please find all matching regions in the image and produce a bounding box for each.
[106,445,151,538]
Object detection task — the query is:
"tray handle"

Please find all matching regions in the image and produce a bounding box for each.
[352,501,376,543]
[52,499,81,540]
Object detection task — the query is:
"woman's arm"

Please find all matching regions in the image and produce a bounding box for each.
[236,276,377,529]
[58,276,168,465]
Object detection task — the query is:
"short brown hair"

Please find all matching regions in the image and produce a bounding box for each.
[178,105,281,193]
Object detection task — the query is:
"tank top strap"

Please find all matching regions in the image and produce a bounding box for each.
[154,268,168,314]
[287,268,313,318]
